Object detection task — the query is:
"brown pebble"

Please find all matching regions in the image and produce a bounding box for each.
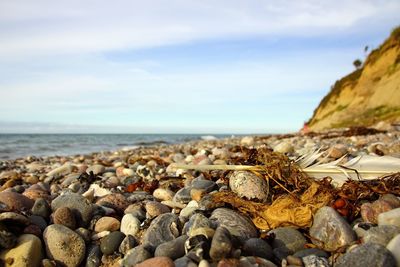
[0,191,34,212]
[23,224,42,237]
[135,256,175,267]
[94,216,120,232]
[217,258,240,267]
[53,207,76,229]
[287,255,303,266]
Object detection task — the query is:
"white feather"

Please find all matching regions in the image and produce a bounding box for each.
[301,154,400,186]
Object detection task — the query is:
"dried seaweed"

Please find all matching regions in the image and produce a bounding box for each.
[212,181,334,230]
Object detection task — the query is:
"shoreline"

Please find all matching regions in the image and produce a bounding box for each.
[0,126,399,266]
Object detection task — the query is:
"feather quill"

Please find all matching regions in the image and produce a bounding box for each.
[170,152,400,187]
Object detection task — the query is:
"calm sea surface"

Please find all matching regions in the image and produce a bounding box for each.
[0,134,232,160]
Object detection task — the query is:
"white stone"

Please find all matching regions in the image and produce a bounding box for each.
[241,136,255,146]
[378,208,400,227]
[120,214,141,236]
[153,188,174,201]
[386,234,400,267]
[273,141,293,154]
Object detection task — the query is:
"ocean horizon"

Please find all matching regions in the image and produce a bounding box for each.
[0,133,237,160]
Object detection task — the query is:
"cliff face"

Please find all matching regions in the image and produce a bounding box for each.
[308,27,400,131]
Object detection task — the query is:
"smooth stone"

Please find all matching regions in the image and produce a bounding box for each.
[46,163,73,177]
[363,225,400,246]
[0,234,42,267]
[180,206,198,218]
[52,207,76,229]
[210,226,233,261]
[136,257,175,267]
[86,164,105,175]
[175,256,197,267]
[189,227,215,239]
[191,179,218,192]
[378,208,400,227]
[242,238,273,260]
[387,234,400,267]
[0,212,30,226]
[75,227,91,243]
[124,205,146,221]
[268,227,306,260]
[286,255,303,266]
[229,171,269,202]
[145,201,170,218]
[142,213,180,251]
[85,244,102,267]
[120,214,140,236]
[121,245,151,266]
[22,189,50,201]
[310,206,356,251]
[153,188,175,201]
[293,248,329,258]
[96,193,129,213]
[0,191,34,212]
[29,215,48,231]
[362,198,399,224]
[100,231,125,255]
[155,235,188,260]
[32,198,51,218]
[94,216,120,232]
[241,136,255,146]
[240,256,277,267]
[335,243,396,267]
[23,224,42,237]
[43,224,86,267]
[328,144,347,159]
[51,193,93,226]
[183,213,214,236]
[210,208,257,242]
[0,230,17,249]
[274,141,293,154]
[184,235,210,262]
[173,187,192,204]
[216,258,240,267]
[119,235,137,255]
[42,259,57,267]
[302,255,330,267]
[199,259,211,267]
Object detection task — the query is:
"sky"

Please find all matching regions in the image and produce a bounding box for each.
[0,0,399,134]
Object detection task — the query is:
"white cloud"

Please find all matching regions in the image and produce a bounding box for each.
[0,0,399,58]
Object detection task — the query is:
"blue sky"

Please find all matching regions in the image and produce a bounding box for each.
[0,1,399,133]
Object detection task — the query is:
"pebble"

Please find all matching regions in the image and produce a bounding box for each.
[335,243,396,267]
[286,255,303,266]
[328,144,347,159]
[94,216,121,232]
[189,227,215,239]
[100,231,125,255]
[136,256,175,267]
[0,191,34,212]
[242,238,274,260]
[174,256,198,267]
[362,225,400,246]
[120,214,141,236]
[85,244,102,267]
[142,213,181,251]
[386,234,400,267]
[269,227,307,260]
[191,179,218,193]
[210,208,257,242]
[119,235,137,255]
[0,234,43,267]
[378,208,400,227]
[52,207,76,229]
[183,213,214,235]
[229,171,269,202]
[309,206,356,251]
[121,245,152,266]
[173,187,193,204]
[75,227,91,243]
[302,255,329,267]
[29,215,47,231]
[0,230,17,249]
[145,201,170,218]
[86,164,105,175]
[292,248,329,259]
[209,226,233,261]
[155,234,188,259]
[361,198,399,224]
[0,212,30,227]
[96,193,129,213]
[43,224,86,267]
[241,136,255,146]
[153,188,175,201]
[274,141,293,154]
[51,193,93,226]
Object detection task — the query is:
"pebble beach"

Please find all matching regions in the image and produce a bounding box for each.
[0,125,400,267]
